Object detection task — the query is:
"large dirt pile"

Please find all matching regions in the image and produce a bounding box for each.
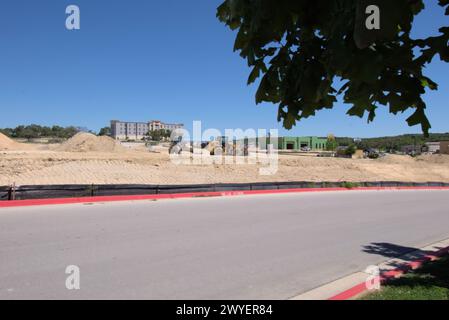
[56,132,127,153]
[0,132,27,150]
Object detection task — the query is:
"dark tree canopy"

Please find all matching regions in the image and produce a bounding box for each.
[148,129,172,142]
[98,127,112,136]
[0,125,79,140]
[217,0,449,135]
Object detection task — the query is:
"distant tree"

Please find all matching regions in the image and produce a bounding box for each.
[14,125,26,138]
[62,126,79,139]
[21,126,36,141]
[41,126,52,137]
[148,130,162,142]
[217,0,449,136]
[0,128,14,137]
[345,144,357,156]
[98,127,111,136]
[76,127,92,133]
[28,124,43,139]
[51,126,68,138]
[326,134,338,151]
[148,129,172,142]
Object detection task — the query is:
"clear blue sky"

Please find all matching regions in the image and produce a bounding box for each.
[0,0,448,138]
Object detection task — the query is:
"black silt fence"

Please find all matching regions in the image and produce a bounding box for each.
[1,181,449,201]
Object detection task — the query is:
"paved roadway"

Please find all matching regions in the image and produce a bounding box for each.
[1,190,449,299]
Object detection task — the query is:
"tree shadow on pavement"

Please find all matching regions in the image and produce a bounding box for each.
[361,242,449,298]
[362,242,449,267]
[362,242,431,261]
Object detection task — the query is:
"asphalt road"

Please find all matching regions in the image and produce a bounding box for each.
[1,190,449,300]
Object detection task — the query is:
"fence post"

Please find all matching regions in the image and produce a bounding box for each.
[12,182,16,201]
[8,185,12,201]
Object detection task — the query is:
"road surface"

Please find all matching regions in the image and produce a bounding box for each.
[1,190,449,299]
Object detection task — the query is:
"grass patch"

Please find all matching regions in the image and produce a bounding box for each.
[341,182,360,189]
[362,256,449,300]
[191,195,219,198]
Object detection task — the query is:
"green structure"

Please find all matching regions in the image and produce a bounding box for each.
[279,136,327,151]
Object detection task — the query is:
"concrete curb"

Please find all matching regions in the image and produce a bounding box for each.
[1,186,449,208]
[290,238,449,300]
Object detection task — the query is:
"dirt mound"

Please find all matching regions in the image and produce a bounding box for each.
[0,132,28,150]
[416,154,449,164]
[376,154,449,165]
[56,132,127,153]
[375,154,417,164]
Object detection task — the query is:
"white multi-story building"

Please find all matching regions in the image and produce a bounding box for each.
[110,120,184,140]
[424,142,441,154]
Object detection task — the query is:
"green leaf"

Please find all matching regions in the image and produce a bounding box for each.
[420,77,438,90]
[406,107,431,136]
[247,65,260,85]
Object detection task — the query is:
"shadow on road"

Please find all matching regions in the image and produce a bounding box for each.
[363,242,427,259]
[362,242,447,268]
[361,242,449,296]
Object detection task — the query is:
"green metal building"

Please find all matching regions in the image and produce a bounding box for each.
[278,136,327,151]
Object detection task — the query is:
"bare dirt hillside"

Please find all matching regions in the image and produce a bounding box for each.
[0,133,29,151]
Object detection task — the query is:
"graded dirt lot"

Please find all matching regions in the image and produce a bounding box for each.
[1,132,449,186]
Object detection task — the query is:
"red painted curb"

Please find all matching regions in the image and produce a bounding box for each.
[328,245,449,300]
[1,186,449,208]
[328,282,370,301]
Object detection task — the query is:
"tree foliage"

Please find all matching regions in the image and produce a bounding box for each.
[217,0,449,136]
[336,132,449,150]
[345,144,357,155]
[0,125,79,140]
[98,127,111,136]
[147,129,172,142]
[326,134,339,151]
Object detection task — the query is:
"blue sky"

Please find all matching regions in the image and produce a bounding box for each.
[0,0,448,138]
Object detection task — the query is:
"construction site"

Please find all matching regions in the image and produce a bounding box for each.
[2,131,449,186]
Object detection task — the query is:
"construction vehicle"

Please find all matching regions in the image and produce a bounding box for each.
[204,140,223,155]
[202,137,249,156]
[169,136,191,155]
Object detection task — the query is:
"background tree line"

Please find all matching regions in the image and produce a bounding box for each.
[0,125,80,140]
[334,133,449,151]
